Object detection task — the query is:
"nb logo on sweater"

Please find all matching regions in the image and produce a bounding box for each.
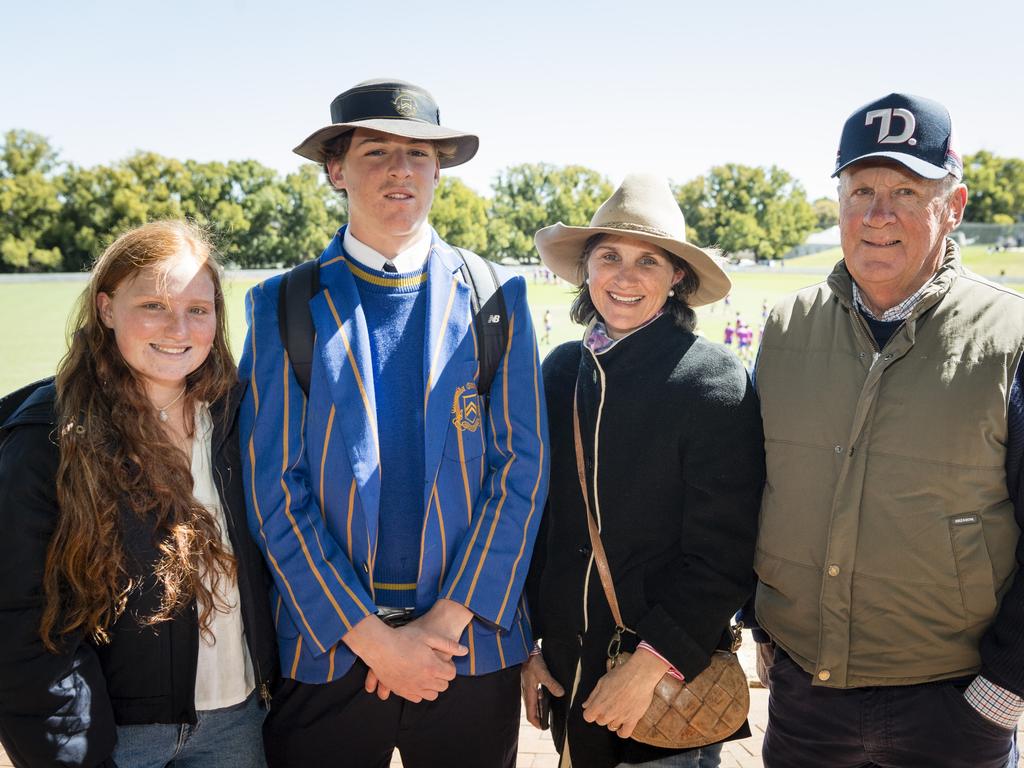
[451,383,481,433]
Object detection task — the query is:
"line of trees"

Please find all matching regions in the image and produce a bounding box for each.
[1,131,343,272]
[3,129,1020,273]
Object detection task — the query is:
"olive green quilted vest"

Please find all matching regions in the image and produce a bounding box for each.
[755,245,1024,688]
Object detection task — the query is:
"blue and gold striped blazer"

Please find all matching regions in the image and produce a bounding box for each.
[238,228,549,683]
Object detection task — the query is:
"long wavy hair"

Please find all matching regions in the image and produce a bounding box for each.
[41,221,238,651]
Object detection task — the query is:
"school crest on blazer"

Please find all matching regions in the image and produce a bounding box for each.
[451,382,481,433]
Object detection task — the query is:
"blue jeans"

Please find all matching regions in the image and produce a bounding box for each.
[111,692,267,768]
[616,743,722,767]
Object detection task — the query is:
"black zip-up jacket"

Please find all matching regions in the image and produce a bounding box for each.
[0,382,278,768]
[525,317,765,768]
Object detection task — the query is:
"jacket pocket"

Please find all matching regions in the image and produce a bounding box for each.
[948,514,998,628]
[754,550,822,654]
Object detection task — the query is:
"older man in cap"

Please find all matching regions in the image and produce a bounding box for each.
[754,93,1024,767]
[239,79,549,767]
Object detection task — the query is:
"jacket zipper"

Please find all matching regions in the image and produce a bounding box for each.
[560,554,594,765]
[560,349,608,762]
[256,659,273,710]
[214,459,271,710]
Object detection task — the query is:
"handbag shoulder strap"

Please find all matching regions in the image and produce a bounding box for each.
[573,385,627,633]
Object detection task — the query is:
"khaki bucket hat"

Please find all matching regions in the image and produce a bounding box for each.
[534,173,730,307]
[293,78,478,168]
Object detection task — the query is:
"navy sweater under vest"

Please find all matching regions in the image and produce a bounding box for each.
[348,256,428,608]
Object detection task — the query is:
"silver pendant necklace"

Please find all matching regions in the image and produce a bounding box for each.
[155,387,187,422]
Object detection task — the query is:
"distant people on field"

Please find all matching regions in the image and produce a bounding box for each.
[736,323,753,365]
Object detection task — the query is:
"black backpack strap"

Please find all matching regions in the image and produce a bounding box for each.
[454,248,508,401]
[277,259,320,398]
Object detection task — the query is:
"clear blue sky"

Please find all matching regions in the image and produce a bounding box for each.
[4,0,1022,203]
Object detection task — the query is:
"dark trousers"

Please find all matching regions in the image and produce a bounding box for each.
[263,661,521,768]
[763,649,1015,768]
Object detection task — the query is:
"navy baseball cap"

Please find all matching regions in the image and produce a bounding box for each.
[832,93,962,180]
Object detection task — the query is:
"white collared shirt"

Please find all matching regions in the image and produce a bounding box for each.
[191,403,255,710]
[343,225,432,273]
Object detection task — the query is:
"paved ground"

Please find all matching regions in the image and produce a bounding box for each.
[0,693,766,768]
[4,690,1024,767]
[390,687,767,767]
[460,687,770,768]
[3,639,1022,768]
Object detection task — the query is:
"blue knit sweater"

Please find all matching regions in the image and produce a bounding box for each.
[348,257,428,608]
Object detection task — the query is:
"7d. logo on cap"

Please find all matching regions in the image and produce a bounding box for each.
[865,108,917,146]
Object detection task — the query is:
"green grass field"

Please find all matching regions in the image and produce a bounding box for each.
[3,266,1023,395]
[789,244,1024,278]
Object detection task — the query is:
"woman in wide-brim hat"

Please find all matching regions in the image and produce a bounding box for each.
[522,174,766,768]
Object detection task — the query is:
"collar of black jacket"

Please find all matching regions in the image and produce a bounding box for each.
[0,378,57,431]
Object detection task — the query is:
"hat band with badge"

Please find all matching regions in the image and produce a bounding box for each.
[329,83,440,126]
[832,92,962,180]
[294,79,479,169]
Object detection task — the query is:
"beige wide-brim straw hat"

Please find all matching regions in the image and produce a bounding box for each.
[293,79,479,169]
[534,173,731,307]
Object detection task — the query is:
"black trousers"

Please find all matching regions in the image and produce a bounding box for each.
[263,661,521,768]
[763,649,1016,768]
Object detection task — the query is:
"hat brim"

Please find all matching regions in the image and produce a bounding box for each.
[293,119,479,168]
[832,151,953,180]
[534,224,731,308]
